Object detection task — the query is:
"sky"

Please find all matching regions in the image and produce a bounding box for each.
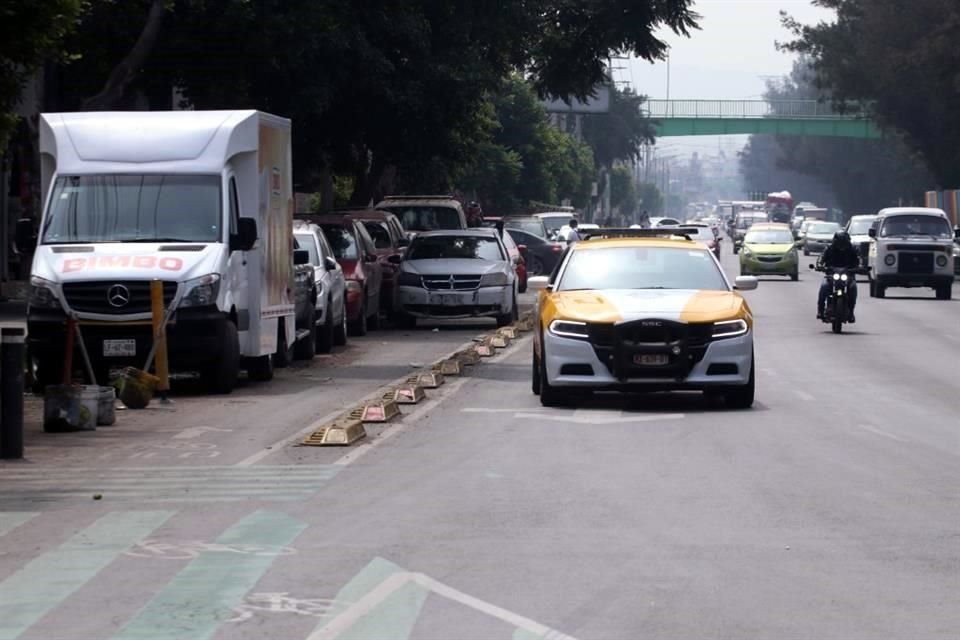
[621,0,835,157]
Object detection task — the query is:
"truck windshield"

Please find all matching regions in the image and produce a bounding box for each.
[42,175,221,244]
[880,215,952,238]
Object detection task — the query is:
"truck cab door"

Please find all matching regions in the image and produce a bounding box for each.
[226,174,252,353]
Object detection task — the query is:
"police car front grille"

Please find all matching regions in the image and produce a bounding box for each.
[62,281,177,315]
[421,275,481,290]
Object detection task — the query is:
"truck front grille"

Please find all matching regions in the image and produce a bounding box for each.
[62,281,177,315]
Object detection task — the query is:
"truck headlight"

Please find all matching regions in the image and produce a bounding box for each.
[936,255,948,267]
[398,272,422,287]
[712,319,748,339]
[884,254,896,266]
[479,272,509,287]
[29,276,62,310]
[549,319,589,339]
[179,274,220,308]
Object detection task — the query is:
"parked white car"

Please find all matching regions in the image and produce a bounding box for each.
[294,221,348,352]
[394,229,519,327]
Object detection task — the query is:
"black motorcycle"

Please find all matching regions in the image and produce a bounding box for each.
[811,264,869,334]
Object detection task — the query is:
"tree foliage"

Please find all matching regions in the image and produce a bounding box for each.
[0,0,87,147]
[739,58,932,213]
[582,88,656,169]
[782,0,960,185]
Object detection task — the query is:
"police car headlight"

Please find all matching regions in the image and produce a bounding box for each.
[549,319,589,339]
[884,254,896,266]
[711,319,749,339]
[179,274,220,308]
[936,255,948,267]
[29,276,62,310]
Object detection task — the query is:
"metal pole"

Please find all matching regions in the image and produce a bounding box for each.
[1,325,26,459]
[149,280,170,399]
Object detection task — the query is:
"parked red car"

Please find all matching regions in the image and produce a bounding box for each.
[333,209,409,319]
[309,215,384,336]
[485,220,528,293]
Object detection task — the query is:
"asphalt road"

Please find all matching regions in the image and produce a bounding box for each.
[1,250,958,640]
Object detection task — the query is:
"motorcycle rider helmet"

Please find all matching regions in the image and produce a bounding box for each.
[833,230,851,246]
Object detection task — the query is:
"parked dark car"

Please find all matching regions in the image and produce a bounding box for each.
[334,209,409,319]
[505,228,564,276]
[309,215,383,336]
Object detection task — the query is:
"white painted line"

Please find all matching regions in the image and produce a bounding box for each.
[461,407,541,414]
[514,412,685,425]
[333,377,469,467]
[235,335,529,467]
[857,424,909,443]
[794,390,816,402]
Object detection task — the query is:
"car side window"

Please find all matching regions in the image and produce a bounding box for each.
[356,223,377,256]
[228,177,240,236]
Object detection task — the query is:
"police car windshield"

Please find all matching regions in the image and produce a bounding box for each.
[880,215,952,238]
[558,246,728,292]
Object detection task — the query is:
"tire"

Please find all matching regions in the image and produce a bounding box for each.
[397,312,417,330]
[936,284,952,300]
[246,353,274,382]
[294,310,316,361]
[875,283,886,299]
[317,304,335,354]
[528,255,545,276]
[539,342,562,407]
[832,298,845,334]
[532,349,541,395]
[869,280,877,298]
[723,353,755,409]
[349,300,368,336]
[496,293,518,327]
[803,249,810,256]
[273,323,293,368]
[207,321,240,394]
[333,305,348,346]
[790,271,799,282]
[368,293,381,331]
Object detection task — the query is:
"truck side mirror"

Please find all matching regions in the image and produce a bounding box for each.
[324,256,338,271]
[954,227,960,240]
[293,249,310,265]
[398,237,410,247]
[15,218,35,253]
[234,218,258,251]
[868,227,877,239]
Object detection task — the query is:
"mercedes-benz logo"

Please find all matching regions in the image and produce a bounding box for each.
[107,284,131,308]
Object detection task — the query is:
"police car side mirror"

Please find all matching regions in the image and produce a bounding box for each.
[734,276,758,291]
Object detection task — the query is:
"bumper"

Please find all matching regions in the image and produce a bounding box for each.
[875,273,954,288]
[740,254,797,275]
[804,240,830,253]
[345,286,364,321]
[28,307,228,369]
[543,329,753,390]
[398,285,511,318]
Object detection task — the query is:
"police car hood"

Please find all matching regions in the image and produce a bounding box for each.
[33,242,222,284]
[550,289,747,324]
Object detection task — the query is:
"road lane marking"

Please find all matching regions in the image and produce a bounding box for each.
[514,412,685,425]
[308,557,577,640]
[0,511,174,640]
[172,426,233,439]
[114,510,307,640]
[333,377,470,467]
[857,425,909,443]
[0,512,37,537]
[462,408,543,414]
[794,390,816,402]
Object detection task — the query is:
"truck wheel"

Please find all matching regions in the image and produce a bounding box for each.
[246,353,274,382]
[875,283,886,299]
[294,309,316,361]
[349,300,368,336]
[317,304,335,354]
[207,321,240,394]
[272,323,293,368]
[936,284,952,300]
[333,306,348,346]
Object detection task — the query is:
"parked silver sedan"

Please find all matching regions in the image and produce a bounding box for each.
[393,229,519,327]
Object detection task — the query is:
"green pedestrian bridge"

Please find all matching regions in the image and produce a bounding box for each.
[646,100,882,139]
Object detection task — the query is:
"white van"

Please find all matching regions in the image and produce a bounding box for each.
[867,207,956,300]
[25,110,300,392]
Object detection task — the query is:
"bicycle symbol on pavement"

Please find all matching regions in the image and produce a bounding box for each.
[228,592,343,623]
[124,539,298,560]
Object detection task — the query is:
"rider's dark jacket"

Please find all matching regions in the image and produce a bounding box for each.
[821,242,860,269]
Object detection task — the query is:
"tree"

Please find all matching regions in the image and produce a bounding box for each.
[0,0,87,147]
[609,166,637,214]
[739,57,932,213]
[782,0,960,185]
[582,87,656,170]
[637,182,664,215]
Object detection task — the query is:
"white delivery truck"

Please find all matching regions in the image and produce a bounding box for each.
[23,110,304,393]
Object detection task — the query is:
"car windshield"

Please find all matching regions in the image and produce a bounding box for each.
[42,174,221,244]
[380,206,461,231]
[362,221,392,249]
[847,218,876,235]
[558,246,728,291]
[880,215,953,238]
[503,218,546,237]
[745,230,794,244]
[809,223,840,235]
[688,227,715,241]
[319,224,359,259]
[408,236,504,261]
[294,233,319,265]
[539,217,569,234]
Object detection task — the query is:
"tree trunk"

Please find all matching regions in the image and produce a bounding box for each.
[82,0,168,110]
[318,165,334,213]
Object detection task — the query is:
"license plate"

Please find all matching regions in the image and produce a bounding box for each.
[429,294,461,306]
[633,353,669,366]
[103,339,136,357]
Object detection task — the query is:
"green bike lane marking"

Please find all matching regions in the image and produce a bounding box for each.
[113,510,307,640]
[0,510,175,640]
[0,512,38,538]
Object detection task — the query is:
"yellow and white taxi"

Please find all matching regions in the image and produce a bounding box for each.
[530,228,758,408]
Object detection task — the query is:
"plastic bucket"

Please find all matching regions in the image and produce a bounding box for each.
[97,386,117,426]
[43,384,99,432]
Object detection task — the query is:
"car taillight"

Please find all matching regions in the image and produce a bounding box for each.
[551,244,562,252]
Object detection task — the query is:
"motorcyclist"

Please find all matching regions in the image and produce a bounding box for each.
[817,230,861,322]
